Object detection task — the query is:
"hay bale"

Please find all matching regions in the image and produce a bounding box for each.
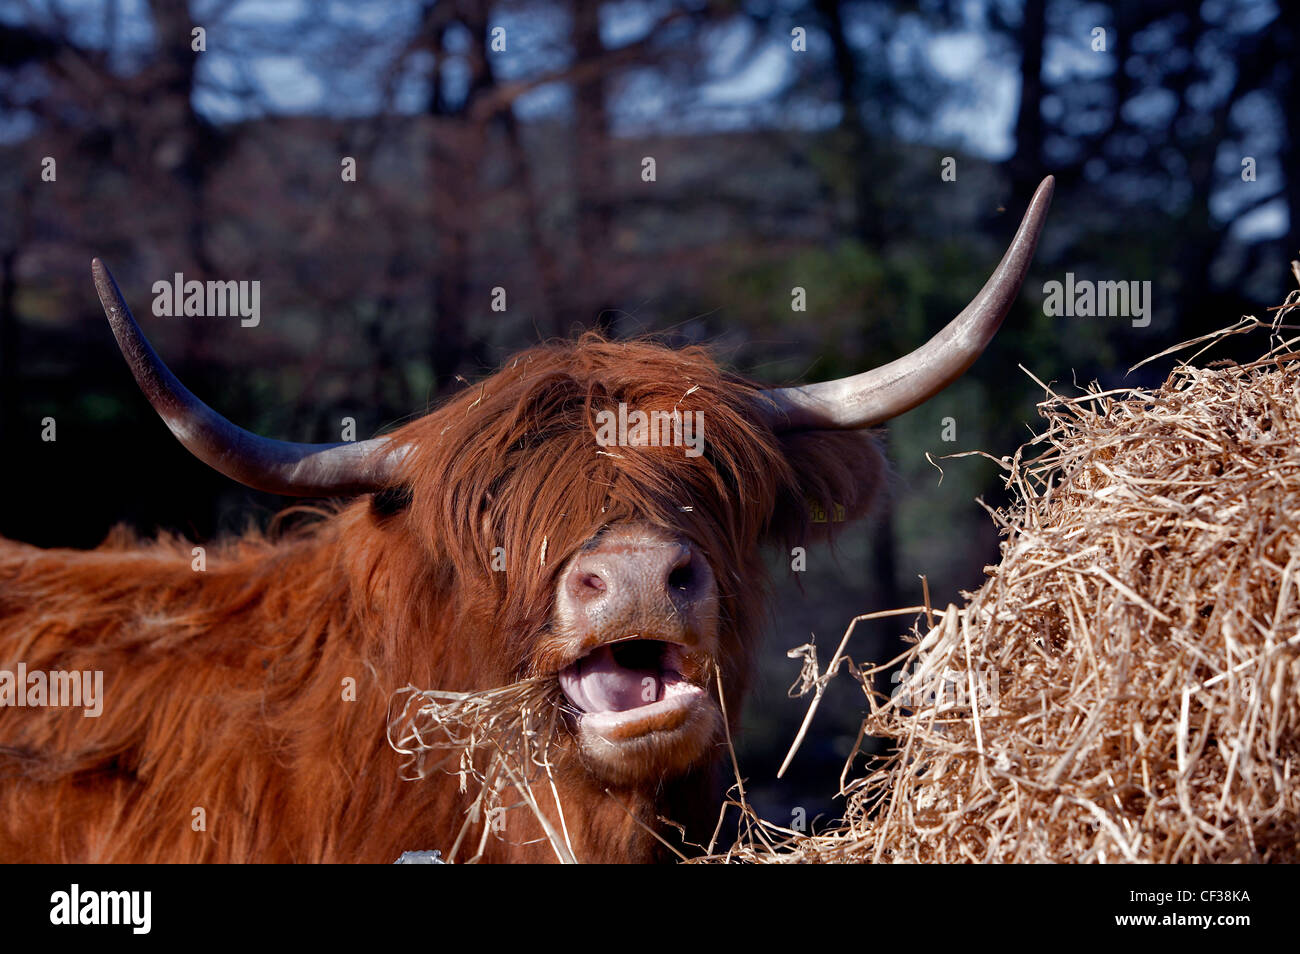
[766,312,1300,863]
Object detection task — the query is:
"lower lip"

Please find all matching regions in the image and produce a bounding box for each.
[573,681,707,742]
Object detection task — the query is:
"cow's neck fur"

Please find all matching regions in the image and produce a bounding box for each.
[0,516,719,862]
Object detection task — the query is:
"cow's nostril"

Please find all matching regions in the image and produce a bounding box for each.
[581,573,606,594]
[667,563,693,592]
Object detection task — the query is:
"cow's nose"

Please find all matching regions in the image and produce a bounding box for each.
[562,539,716,635]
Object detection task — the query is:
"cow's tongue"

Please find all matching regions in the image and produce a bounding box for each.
[559,644,660,713]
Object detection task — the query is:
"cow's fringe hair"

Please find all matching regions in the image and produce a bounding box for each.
[382,330,885,700]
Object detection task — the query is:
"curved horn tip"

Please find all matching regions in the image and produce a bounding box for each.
[1028,175,1055,217]
[759,175,1056,432]
[91,258,123,307]
[1006,176,1053,250]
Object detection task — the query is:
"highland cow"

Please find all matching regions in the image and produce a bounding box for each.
[0,179,1052,863]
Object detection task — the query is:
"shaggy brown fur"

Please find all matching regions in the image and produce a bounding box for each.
[0,334,883,862]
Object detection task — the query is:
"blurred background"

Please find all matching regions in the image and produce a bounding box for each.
[1,0,1296,832]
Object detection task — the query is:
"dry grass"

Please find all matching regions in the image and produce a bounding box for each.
[721,297,1300,863]
[386,677,579,862]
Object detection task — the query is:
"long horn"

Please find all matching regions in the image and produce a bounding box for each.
[93,259,404,496]
[760,175,1054,431]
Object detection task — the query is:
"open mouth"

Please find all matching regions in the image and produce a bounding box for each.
[557,639,707,741]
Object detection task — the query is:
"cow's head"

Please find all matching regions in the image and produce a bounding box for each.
[90,178,1051,791]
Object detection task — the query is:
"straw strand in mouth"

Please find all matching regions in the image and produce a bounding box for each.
[387,676,578,862]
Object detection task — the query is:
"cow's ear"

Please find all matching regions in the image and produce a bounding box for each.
[769,430,887,546]
[369,484,413,521]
